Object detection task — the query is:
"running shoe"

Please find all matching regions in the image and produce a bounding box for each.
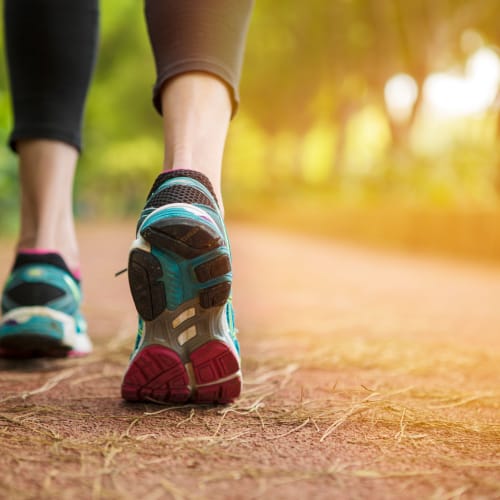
[121,169,241,404]
[0,252,91,358]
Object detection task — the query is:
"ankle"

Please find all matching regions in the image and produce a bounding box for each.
[18,221,80,269]
[16,243,80,278]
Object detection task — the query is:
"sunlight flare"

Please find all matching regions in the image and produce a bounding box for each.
[423,47,500,118]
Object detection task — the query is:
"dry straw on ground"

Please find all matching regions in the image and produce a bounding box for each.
[1,332,498,500]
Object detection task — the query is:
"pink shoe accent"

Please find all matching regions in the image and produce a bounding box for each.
[196,378,241,404]
[121,341,241,404]
[190,341,241,404]
[68,349,88,358]
[121,345,190,403]
[18,248,58,255]
[70,268,82,280]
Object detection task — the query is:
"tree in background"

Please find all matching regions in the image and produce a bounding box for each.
[0,0,499,223]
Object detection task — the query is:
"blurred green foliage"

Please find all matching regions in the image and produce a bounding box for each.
[0,0,500,229]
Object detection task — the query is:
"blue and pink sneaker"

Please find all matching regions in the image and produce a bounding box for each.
[121,169,241,404]
[0,252,92,358]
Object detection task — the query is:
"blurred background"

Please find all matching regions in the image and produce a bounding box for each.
[1,0,500,261]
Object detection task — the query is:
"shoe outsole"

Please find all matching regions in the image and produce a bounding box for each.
[0,332,72,358]
[127,250,166,322]
[121,341,241,404]
[128,221,231,320]
[123,209,241,404]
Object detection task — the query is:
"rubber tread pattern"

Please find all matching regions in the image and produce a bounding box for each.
[199,282,231,309]
[128,250,166,321]
[142,224,222,260]
[122,341,240,404]
[121,345,190,403]
[195,255,231,283]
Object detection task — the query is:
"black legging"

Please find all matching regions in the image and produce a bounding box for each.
[4,0,253,152]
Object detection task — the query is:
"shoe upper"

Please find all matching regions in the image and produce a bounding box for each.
[1,253,84,326]
[137,169,224,235]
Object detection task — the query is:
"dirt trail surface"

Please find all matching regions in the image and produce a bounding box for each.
[0,221,499,500]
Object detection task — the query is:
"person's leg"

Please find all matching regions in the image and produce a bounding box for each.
[17,140,79,271]
[4,0,99,270]
[145,0,253,204]
[121,0,253,403]
[0,0,98,358]
[160,72,232,209]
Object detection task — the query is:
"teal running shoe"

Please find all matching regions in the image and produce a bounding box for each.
[0,252,91,358]
[121,169,241,404]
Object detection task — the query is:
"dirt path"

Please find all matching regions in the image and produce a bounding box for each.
[0,221,499,499]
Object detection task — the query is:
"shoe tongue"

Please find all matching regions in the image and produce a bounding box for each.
[14,252,77,282]
[147,169,219,206]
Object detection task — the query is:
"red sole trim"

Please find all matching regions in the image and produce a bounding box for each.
[121,340,241,404]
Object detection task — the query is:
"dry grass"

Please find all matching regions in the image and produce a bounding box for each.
[1,330,498,500]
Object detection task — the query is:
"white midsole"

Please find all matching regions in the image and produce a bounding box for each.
[0,306,92,353]
[142,202,217,231]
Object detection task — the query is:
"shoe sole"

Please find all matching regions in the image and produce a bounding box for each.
[0,306,91,358]
[122,205,241,404]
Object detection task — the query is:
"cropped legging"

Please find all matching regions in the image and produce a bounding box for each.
[4,0,253,152]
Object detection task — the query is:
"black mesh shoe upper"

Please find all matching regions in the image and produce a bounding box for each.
[145,169,219,207]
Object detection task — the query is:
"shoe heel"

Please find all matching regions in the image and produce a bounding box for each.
[130,214,232,318]
[142,220,222,259]
[191,340,241,403]
[121,345,190,402]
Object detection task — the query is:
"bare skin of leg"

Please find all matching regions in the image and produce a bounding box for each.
[16,139,80,272]
[160,71,232,211]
